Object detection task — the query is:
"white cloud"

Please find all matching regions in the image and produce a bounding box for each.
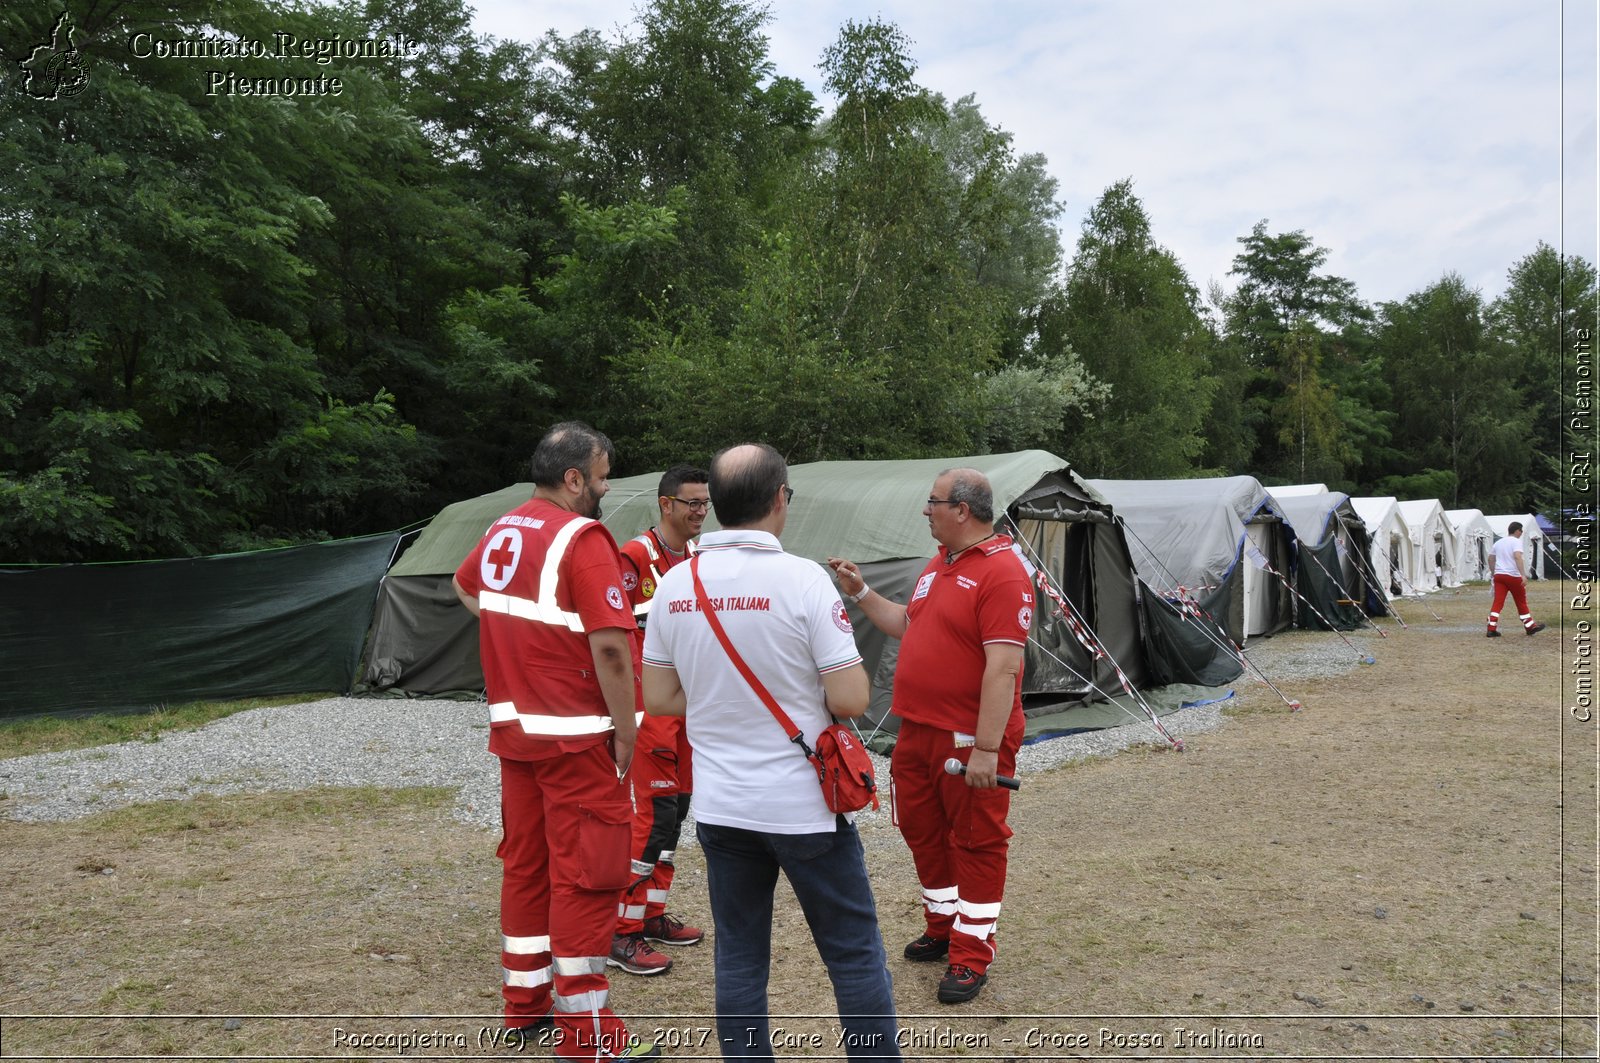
[468,0,1597,305]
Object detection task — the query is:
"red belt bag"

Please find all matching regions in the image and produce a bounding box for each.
[690,556,878,813]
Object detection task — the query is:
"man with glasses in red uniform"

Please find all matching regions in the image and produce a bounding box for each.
[828,468,1031,1006]
[610,465,710,976]
[453,421,661,1061]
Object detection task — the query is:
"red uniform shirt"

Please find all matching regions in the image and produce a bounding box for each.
[891,535,1033,734]
[619,527,693,617]
[454,498,637,761]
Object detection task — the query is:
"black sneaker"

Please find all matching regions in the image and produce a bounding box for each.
[1485,629,1501,638]
[937,963,987,1003]
[504,1012,555,1048]
[903,933,949,962]
[1526,621,1547,636]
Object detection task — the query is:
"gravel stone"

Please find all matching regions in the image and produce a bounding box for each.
[0,695,1232,833]
[2,622,1370,833]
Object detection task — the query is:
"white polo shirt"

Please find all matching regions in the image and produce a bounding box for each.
[1491,535,1524,577]
[641,529,863,834]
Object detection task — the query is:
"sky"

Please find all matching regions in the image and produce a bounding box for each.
[468,1,1598,310]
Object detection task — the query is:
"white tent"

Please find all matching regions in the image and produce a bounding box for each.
[1484,514,1545,579]
[1444,509,1496,582]
[1350,496,1412,600]
[1396,499,1460,591]
[1265,483,1329,497]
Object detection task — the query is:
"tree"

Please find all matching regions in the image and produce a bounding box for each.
[521,0,820,468]
[1272,326,1351,484]
[610,18,1096,466]
[0,0,464,560]
[1220,221,1373,480]
[1370,274,1532,510]
[1054,180,1215,477]
[629,17,985,463]
[1489,242,1599,510]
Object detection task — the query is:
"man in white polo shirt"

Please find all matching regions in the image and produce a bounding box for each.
[641,443,901,1062]
[1486,521,1546,637]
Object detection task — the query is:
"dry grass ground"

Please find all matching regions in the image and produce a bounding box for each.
[0,581,1593,1061]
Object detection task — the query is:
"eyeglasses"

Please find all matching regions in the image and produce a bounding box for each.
[668,496,712,512]
[926,498,964,507]
[783,486,795,504]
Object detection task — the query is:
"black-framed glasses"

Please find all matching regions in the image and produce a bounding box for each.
[783,486,795,504]
[926,497,964,507]
[668,496,712,512]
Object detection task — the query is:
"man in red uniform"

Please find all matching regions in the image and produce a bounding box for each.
[610,464,710,976]
[452,422,661,1061]
[828,468,1031,1006]
[1486,521,1546,637]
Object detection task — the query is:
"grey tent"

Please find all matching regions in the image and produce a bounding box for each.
[1088,476,1295,646]
[1267,489,1375,628]
[361,451,1237,745]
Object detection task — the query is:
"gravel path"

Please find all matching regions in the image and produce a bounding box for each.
[1,627,1367,829]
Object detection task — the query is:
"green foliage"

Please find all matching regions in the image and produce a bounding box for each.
[978,355,1109,454]
[1489,242,1599,509]
[1219,221,1373,482]
[1271,327,1351,484]
[1368,274,1531,511]
[611,17,1086,468]
[1374,469,1459,504]
[0,0,1582,563]
[1055,180,1215,476]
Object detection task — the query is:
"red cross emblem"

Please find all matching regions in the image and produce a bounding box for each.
[481,528,522,590]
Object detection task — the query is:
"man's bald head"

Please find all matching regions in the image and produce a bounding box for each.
[710,443,789,527]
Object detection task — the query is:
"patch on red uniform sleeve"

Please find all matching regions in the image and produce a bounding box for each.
[607,586,625,610]
[833,600,853,633]
[642,577,655,599]
[1018,606,1033,632]
[622,571,638,592]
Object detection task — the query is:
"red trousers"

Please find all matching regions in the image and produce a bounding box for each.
[499,745,636,1060]
[890,715,1023,975]
[617,713,693,934]
[1488,574,1533,630]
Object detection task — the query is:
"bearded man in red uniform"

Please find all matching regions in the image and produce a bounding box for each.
[829,468,1031,1006]
[453,422,661,1061]
[609,464,710,976]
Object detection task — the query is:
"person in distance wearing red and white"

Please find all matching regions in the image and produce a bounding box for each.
[609,464,711,977]
[1486,521,1546,637]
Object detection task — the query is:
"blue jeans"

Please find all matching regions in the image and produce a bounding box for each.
[697,818,901,1061]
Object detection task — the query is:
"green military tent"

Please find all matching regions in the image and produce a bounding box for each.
[360,451,1239,746]
[359,468,670,696]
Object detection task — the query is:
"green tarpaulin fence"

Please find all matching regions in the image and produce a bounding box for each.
[1,532,401,717]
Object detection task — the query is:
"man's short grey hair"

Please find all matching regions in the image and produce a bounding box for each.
[941,468,995,523]
[530,421,614,488]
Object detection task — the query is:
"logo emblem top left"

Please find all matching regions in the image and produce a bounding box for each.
[481,528,523,591]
